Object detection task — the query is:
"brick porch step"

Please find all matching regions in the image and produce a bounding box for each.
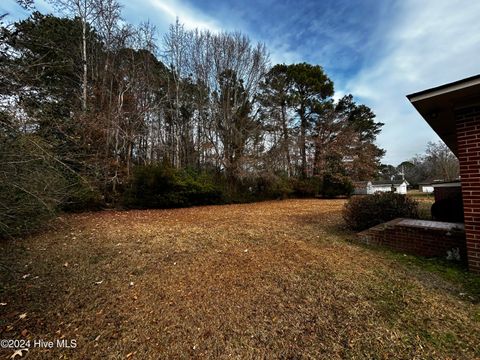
[357,218,466,260]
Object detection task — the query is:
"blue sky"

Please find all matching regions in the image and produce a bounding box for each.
[2,0,480,165]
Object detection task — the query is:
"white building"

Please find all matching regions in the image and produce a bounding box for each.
[354,180,409,195]
[418,183,434,193]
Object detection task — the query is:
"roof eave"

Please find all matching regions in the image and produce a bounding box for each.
[407,74,480,102]
[407,74,480,156]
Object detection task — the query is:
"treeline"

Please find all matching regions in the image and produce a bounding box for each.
[0,0,384,236]
[380,141,459,186]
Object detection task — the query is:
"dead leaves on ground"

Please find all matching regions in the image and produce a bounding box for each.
[0,200,479,359]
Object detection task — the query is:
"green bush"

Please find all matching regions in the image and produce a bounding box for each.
[290,177,321,198]
[60,179,104,212]
[343,192,419,231]
[123,165,225,209]
[219,174,295,203]
[320,174,354,198]
[266,175,294,199]
[249,174,293,200]
[177,169,225,206]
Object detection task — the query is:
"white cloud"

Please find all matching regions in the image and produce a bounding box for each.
[7,0,476,167]
[346,0,480,164]
[146,0,220,32]
[145,0,301,66]
[267,40,304,65]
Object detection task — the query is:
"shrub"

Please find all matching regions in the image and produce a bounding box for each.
[177,169,225,206]
[266,175,294,199]
[290,177,321,198]
[221,173,295,203]
[320,174,354,198]
[343,192,419,231]
[249,174,293,200]
[60,179,104,212]
[123,165,224,209]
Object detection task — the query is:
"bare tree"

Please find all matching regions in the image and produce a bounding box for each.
[425,141,459,181]
[49,0,101,111]
[192,31,269,181]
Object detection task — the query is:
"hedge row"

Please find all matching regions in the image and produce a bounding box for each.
[122,165,354,209]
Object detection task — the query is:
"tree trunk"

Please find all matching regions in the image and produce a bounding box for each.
[281,103,292,176]
[81,18,87,111]
[299,106,307,177]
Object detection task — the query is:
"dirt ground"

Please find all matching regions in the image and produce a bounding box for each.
[0,199,479,359]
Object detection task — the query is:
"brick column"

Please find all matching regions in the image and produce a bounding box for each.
[456,105,480,273]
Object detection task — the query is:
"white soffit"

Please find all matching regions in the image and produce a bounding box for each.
[409,77,480,103]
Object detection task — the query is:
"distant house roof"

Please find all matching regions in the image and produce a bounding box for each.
[371,180,408,186]
[418,179,444,185]
[353,180,408,188]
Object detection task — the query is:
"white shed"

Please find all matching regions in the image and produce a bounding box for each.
[354,180,409,195]
[419,183,434,193]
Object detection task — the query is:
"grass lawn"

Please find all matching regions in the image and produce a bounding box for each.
[407,190,435,220]
[0,199,479,359]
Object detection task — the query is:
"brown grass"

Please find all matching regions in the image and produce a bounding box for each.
[0,199,479,359]
[407,190,435,220]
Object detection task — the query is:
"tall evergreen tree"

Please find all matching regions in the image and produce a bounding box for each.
[286,63,334,176]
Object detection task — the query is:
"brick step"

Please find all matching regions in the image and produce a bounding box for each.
[356,218,466,260]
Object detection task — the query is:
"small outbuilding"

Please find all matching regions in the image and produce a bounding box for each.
[354,180,409,195]
[418,182,434,193]
[407,74,480,273]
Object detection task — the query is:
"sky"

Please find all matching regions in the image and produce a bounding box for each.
[2,0,480,165]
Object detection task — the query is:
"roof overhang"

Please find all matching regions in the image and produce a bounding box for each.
[431,181,461,188]
[407,74,480,156]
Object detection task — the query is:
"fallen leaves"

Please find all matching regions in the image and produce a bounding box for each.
[0,200,479,359]
[10,349,28,359]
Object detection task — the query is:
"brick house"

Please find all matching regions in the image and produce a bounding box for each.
[407,74,480,273]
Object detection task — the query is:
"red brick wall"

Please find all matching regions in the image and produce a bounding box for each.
[456,105,480,273]
[357,219,466,259]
